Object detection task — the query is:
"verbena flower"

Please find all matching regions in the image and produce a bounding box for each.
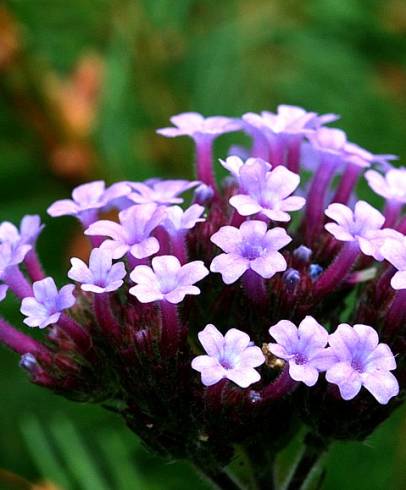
[163,204,205,234]
[68,248,126,293]
[129,255,209,303]
[20,277,76,328]
[326,324,399,405]
[365,167,406,204]
[0,215,44,247]
[127,179,199,206]
[0,242,31,276]
[191,324,265,388]
[268,316,335,386]
[210,221,291,284]
[85,203,166,259]
[229,163,305,221]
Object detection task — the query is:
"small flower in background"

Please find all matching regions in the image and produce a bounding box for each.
[163,204,205,234]
[268,316,335,386]
[0,214,44,247]
[326,324,399,405]
[192,324,265,387]
[127,179,200,206]
[365,167,406,203]
[20,277,75,328]
[210,221,291,284]
[129,255,209,303]
[68,248,126,293]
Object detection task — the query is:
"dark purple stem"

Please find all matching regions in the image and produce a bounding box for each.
[313,241,360,299]
[171,232,188,264]
[260,365,298,402]
[195,136,217,189]
[160,300,180,356]
[397,216,406,234]
[384,199,402,228]
[286,136,302,174]
[242,269,267,305]
[24,249,45,282]
[305,157,337,244]
[2,266,33,298]
[331,163,362,205]
[57,313,91,352]
[268,137,285,166]
[94,293,121,338]
[0,317,49,357]
[251,131,269,160]
[385,289,406,336]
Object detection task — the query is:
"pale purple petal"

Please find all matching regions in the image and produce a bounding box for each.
[268,320,299,354]
[250,252,287,279]
[129,284,164,303]
[210,253,248,284]
[361,371,399,405]
[328,324,358,361]
[198,324,224,358]
[238,346,266,368]
[226,367,261,388]
[229,194,263,216]
[289,362,319,387]
[68,258,93,284]
[164,285,200,303]
[176,261,209,287]
[326,362,362,400]
[224,328,251,357]
[391,270,406,290]
[47,199,79,217]
[210,226,242,254]
[129,237,160,259]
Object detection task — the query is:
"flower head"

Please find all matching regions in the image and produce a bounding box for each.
[326,323,399,404]
[127,179,200,206]
[229,164,305,221]
[191,324,265,388]
[0,215,44,247]
[157,112,241,139]
[365,167,406,204]
[20,277,76,328]
[85,204,166,259]
[47,181,131,223]
[307,127,347,157]
[129,255,209,304]
[268,316,336,386]
[325,201,386,259]
[68,248,127,294]
[381,234,406,290]
[163,204,205,235]
[210,221,291,284]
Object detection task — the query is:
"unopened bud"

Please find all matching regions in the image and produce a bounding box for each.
[309,264,323,280]
[283,268,301,292]
[293,245,312,264]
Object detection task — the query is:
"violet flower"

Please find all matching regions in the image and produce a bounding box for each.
[191,324,265,388]
[47,180,131,226]
[127,179,200,206]
[326,323,399,405]
[163,204,205,234]
[229,164,305,222]
[158,113,241,188]
[129,255,209,304]
[268,316,336,386]
[68,248,126,293]
[85,203,166,260]
[381,235,406,290]
[20,277,76,329]
[210,221,291,284]
[0,215,44,247]
[0,242,33,298]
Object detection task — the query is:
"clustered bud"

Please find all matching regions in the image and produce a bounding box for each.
[0,104,404,489]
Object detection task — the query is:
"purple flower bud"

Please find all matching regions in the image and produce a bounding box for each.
[283,268,301,291]
[68,248,127,293]
[194,184,214,205]
[20,277,76,329]
[293,245,312,263]
[326,323,399,405]
[19,352,38,371]
[210,221,291,284]
[129,255,209,304]
[268,316,336,387]
[192,324,265,388]
[309,264,323,280]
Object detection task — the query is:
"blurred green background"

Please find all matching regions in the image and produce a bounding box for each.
[1,1,406,489]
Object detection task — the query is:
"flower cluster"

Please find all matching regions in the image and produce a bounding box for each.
[0,105,405,489]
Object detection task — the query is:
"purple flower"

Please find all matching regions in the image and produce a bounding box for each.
[68,248,126,294]
[85,204,166,259]
[326,323,399,404]
[191,324,265,388]
[163,204,205,234]
[229,164,305,221]
[210,221,291,284]
[0,215,44,247]
[47,181,131,225]
[381,235,406,290]
[325,201,387,259]
[307,127,347,158]
[129,255,209,304]
[157,113,241,139]
[268,316,336,386]
[0,242,31,279]
[220,156,271,182]
[0,284,8,302]
[365,167,406,204]
[127,179,200,206]
[344,143,397,169]
[20,277,76,329]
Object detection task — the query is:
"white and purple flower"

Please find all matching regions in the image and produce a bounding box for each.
[326,323,399,405]
[129,255,209,304]
[20,277,76,329]
[68,248,127,294]
[192,324,265,388]
[268,316,336,387]
[210,221,291,284]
